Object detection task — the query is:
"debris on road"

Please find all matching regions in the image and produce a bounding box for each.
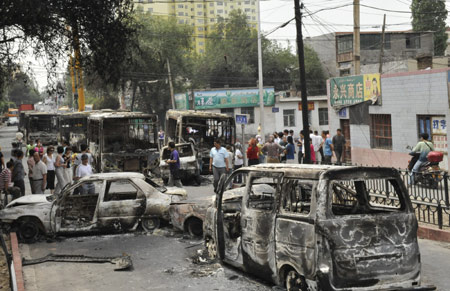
[22,253,133,271]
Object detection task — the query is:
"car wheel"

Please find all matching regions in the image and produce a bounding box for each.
[286,270,308,291]
[17,218,41,243]
[141,217,160,232]
[186,217,203,237]
[194,175,202,186]
[162,178,169,186]
[205,237,217,259]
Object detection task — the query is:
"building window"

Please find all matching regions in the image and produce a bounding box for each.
[245,0,250,4]
[283,109,295,127]
[337,35,353,54]
[199,49,204,53]
[147,7,153,13]
[246,16,251,20]
[220,108,234,117]
[406,33,421,49]
[370,114,392,149]
[148,0,153,2]
[217,9,223,13]
[178,4,183,8]
[210,18,215,22]
[197,4,202,8]
[178,12,184,16]
[198,27,203,31]
[241,107,254,124]
[245,8,250,12]
[198,19,204,24]
[197,11,203,16]
[217,1,223,5]
[318,108,328,126]
[178,19,184,24]
[210,2,214,6]
[361,34,391,50]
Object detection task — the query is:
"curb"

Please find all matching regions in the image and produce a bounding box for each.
[418,226,450,243]
[11,233,25,291]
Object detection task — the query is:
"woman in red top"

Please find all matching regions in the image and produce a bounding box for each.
[247,138,259,166]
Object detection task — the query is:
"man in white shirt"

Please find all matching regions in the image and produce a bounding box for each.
[311,130,323,164]
[75,154,94,194]
[32,152,47,194]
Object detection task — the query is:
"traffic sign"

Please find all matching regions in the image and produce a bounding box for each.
[235,114,249,125]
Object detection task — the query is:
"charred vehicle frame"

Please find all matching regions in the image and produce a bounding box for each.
[87,112,160,176]
[160,143,202,185]
[203,164,435,291]
[165,110,235,174]
[59,111,92,147]
[24,112,59,145]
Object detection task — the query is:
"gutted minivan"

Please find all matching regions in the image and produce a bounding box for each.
[203,164,435,291]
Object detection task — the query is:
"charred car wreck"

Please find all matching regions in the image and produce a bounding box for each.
[164,110,235,175]
[204,164,435,291]
[0,172,186,242]
[87,111,160,176]
[160,143,201,185]
[24,112,59,145]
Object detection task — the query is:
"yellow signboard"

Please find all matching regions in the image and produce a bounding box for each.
[363,73,381,104]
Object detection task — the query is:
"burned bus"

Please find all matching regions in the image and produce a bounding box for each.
[165,110,235,174]
[24,112,59,145]
[59,111,93,148]
[87,111,160,176]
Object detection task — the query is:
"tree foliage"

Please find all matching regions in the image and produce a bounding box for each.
[0,0,137,98]
[411,0,448,56]
[7,71,41,106]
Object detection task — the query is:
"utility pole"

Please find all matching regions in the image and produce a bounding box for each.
[167,58,175,109]
[72,25,85,112]
[257,0,265,143]
[294,0,311,164]
[353,0,360,75]
[379,14,386,74]
[68,55,78,110]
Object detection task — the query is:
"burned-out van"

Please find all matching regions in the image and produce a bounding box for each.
[87,111,159,176]
[24,112,59,145]
[165,110,235,174]
[204,164,435,291]
[59,111,92,147]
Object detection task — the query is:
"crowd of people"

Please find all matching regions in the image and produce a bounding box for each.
[0,139,95,201]
[207,128,347,192]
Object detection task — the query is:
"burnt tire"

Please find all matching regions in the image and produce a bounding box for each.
[194,175,202,186]
[186,217,203,237]
[205,237,217,259]
[17,218,41,243]
[141,217,160,232]
[286,270,308,291]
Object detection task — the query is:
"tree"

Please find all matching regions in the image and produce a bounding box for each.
[411,0,448,56]
[7,71,41,106]
[0,0,137,98]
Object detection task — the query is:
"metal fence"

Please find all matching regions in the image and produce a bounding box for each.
[361,169,450,229]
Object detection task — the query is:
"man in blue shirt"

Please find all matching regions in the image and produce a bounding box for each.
[323,131,333,165]
[165,142,182,187]
[209,139,229,193]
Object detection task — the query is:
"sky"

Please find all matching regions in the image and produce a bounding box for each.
[30,0,450,91]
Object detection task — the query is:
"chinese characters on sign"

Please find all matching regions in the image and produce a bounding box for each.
[432,135,448,152]
[329,73,381,107]
[193,88,275,110]
[432,116,447,153]
[298,101,315,111]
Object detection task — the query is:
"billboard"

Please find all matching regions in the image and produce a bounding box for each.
[330,73,381,107]
[193,88,275,110]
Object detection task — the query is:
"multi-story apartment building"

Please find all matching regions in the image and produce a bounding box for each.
[134,0,258,53]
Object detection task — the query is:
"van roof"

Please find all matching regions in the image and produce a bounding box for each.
[166,109,232,119]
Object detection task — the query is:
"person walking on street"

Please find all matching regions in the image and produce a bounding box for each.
[165,142,183,187]
[54,146,67,194]
[0,161,21,201]
[158,128,165,149]
[74,154,94,194]
[323,131,333,164]
[409,133,434,185]
[32,152,47,194]
[312,131,323,164]
[262,135,283,163]
[319,131,326,162]
[233,142,244,183]
[27,149,35,194]
[43,147,56,194]
[285,136,296,164]
[256,135,265,164]
[332,129,346,165]
[297,131,304,164]
[34,139,44,159]
[12,150,25,197]
[247,138,259,166]
[209,140,229,193]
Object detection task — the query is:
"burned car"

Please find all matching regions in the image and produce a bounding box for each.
[87,111,160,176]
[204,164,435,291]
[0,172,186,242]
[160,143,201,185]
[169,202,209,237]
[24,112,59,145]
[165,110,235,174]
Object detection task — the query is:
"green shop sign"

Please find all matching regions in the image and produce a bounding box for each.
[194,88,275,109]
[330,73,381,107]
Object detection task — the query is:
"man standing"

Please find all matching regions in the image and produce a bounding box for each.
[332,129,346,165]
[158,128,165,149]
[75,154,94,194]
[0,161,20,200]
[410,133,434,185]
[32,152,47,194]
[323,132,333,164]
[12,150,25,197]
[27,149,35,194]
[262,135,283,163]
[311,130,322,164]
[165,142,182,187]
[74,144,93,176]
[209,140,229,193]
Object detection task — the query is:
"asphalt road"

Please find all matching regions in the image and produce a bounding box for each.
[1,125,450,290]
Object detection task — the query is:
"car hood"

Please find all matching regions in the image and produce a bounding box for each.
[6,194,52,208]
[165,187,187,198]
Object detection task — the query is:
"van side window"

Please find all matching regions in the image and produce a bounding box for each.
[281,179,313,215]
[248,177,278,210]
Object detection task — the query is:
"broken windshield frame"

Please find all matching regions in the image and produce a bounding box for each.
[180,117,234,146]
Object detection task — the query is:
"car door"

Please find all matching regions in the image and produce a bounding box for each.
[240,171,283,279]
[97,179,146,231]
